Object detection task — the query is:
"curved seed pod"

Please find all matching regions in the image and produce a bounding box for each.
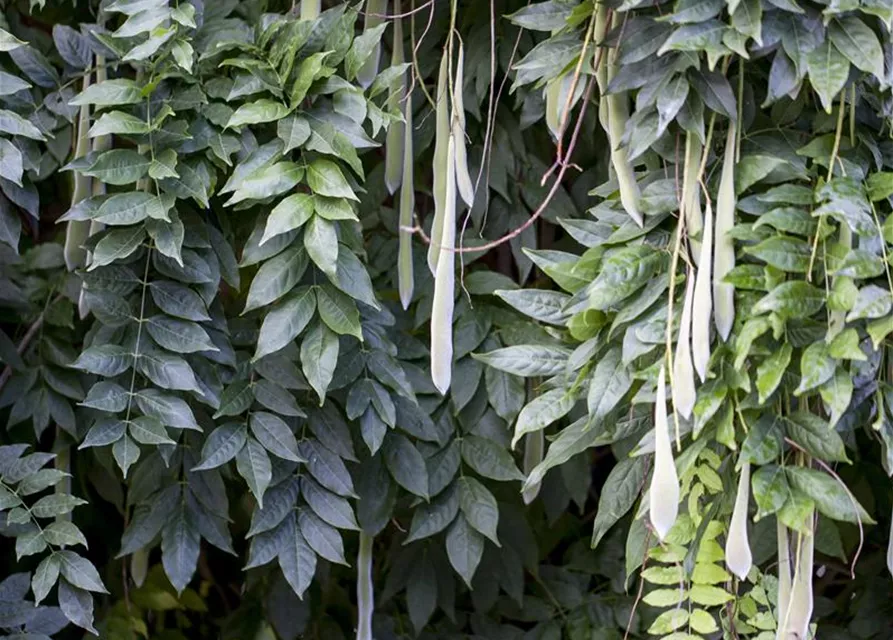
[384,0,405,195]
[681,132,703,264]
[521,430,544,505]
[452,43,474,208]
[692,198,714,382]
[593,3,609,134]
[301,0,321,20]
[785,513,814,640]
[427,54,450,274]
[649,366,679,541]
[776,521,791,640]
[63,74,93,272]
[605,15,642,227]
[357,0,387,89]
[430,134,456,394]
[356,532,374,640]
[887,504,893,577]
[672,271,696,420]
[398,90,414,309]
[725,461,752,581]
[713,123,737,341]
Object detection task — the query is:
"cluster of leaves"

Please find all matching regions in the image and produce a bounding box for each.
[2,0,893,639]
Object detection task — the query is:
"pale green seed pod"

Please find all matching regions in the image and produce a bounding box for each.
[725,461,752,581]
[63,75,93,273]
[692,198,714,382]
[430,134,456,395]
[776,521,791,640]
[785,514,814,640]
[649,366,679,541]
[605,16,642,227]
[356,532,374,640]
[398,89,414,309]
[384,0,405,195]
[681,132,703,264]
[594,3,609,134]
[357,0,387,89]
[427,54,450,275]
[713,123,737,341]
[887,505,893,578]
[301,0,321,20]
[672,271,696,420]
[521,430,544,505]
[452,43,474,208]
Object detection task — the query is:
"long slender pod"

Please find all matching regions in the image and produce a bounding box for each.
[398,84,414,309]
[357,0,387,89]
[384,0,405,195]
[776,521,791,640]
[521,430,544,505]
[649,366,679,541]
[714,123,737,341]
[427,54,450,274]
[452,42,473,208]
[605,16,642,226]
[62,74,93,272]
[681,132,703,264]
[593,3,609,134]
[785,513,815,639]
[430,135,456,394]
[725,461,752,581]
[692,198,714,381]
[301,0,321,20]
[672,271,696,420]
[356,532,375,640]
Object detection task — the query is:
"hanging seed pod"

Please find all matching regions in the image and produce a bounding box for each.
[692,197,714,382]
[427,54,450,275]
[356,532,374,640]
[63,74,93,272]
[357,0,387,89]
[714,123,737,341]
[301,0,321,20]
[649,366,679,541]
[398,87,414,309]
[672,271,696,420]
[785,513,815,640]
[521,430,544,505]
[605,16,642,228]
[593,3,609,134]
[430,134,457,395]
[452,42,474,208]
[776,521,791,640]
[887,505,893,577]
[681,132,703,264]
[725,461,753,581]
[384,0,405,195]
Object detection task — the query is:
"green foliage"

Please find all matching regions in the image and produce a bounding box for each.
[0,0,892,639]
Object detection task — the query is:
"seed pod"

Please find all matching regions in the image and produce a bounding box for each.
[672,271,696,420]
[427,54,450,274]
[649,366,679,541]
[430,134,456,394]
[398,88,414,309]
[357,0,387,89]
[713,123,736,341]
[384,0,405,195]
[785,513,814,640]
[692,197,714,382]
[593,3,609,134]
[301,0,321,20]
[887,505,893,578]
[452,43,474,208]
[521,430,544,505]
[63,74,93,272]
[356,532,374,640]
[681,132,703,264]
[725,461,752,581]
[605,16,642,227]
[776,521,791,640]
